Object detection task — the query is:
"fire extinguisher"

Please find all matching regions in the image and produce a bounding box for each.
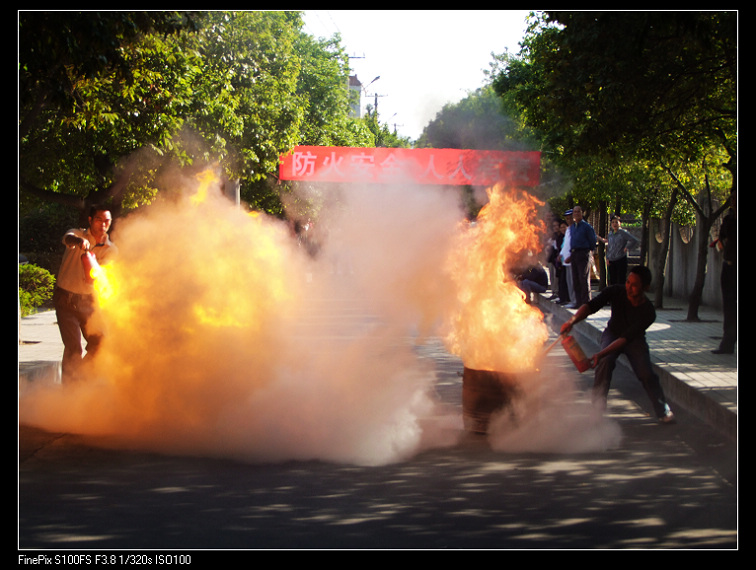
[561,335,592,372]
[81,250,102,283]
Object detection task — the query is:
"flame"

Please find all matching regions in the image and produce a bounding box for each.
[97,169,294,334]
[20,170,557,464]
[190,169,218,205]
[54,167,306,446]
[444,184,548,372]
[92,262,116,303]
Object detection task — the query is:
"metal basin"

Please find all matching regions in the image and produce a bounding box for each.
[462,367,521,434]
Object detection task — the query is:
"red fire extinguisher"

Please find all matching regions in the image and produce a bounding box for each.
[561,335,592,372]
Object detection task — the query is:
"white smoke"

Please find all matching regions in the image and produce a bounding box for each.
[19,170,618,464]
[485,366,623,454]
[19,176,464,466]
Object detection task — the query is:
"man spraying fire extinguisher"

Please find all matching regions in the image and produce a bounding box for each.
[560,265,675,424]
[53,205,118,383]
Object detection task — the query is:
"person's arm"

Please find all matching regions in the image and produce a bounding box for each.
[561,305,628,368]
[589,336,627,368]
[622,230,639,253]
[560,304,591,335]
[63,231,91,250]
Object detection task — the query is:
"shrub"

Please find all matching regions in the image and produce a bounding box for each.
[19,263,56,317]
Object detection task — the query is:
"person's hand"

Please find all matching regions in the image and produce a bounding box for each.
[66,235,91,250]
[590,354,600,369]
[560,319,573,335]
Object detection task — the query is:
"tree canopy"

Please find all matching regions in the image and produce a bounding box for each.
[489,11,736,315]
[18,10,378,221]
[496,12,736,163]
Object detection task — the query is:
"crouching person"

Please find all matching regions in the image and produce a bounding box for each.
[560,265,675,423]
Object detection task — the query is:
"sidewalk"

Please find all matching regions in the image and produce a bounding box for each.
[18,293,738,440]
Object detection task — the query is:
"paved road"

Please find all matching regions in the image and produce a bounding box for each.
[19,327,737,551]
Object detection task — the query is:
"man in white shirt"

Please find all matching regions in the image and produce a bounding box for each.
[53,205,118,382]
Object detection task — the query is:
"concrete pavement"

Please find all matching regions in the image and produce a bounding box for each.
[18,293,737,440]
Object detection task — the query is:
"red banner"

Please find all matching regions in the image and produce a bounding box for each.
[279,146,540,187]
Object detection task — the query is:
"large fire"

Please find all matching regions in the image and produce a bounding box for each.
[443,184,549,372]
[20,169,573,463]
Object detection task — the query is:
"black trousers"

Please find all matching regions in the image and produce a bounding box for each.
[718,262,737,351]
[570,249,592,306]
[607,255,628,286]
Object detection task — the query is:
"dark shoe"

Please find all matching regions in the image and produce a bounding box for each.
[711,348,734,354]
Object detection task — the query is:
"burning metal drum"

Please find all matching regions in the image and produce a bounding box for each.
[462,367,520,434]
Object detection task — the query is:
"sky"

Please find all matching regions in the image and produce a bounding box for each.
[302,10,532,141]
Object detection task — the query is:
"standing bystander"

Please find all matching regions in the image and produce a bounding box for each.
[555,219,570,304]
[559,210,575,306]
[546,218,562,299]
[567,205,597,306]
[599,216,639,286]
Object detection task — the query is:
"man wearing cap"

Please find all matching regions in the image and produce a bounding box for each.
[566,205,596,306]
[53,205,118,382]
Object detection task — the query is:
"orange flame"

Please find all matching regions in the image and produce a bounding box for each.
[190,168,218,205]
[444,184,548,372]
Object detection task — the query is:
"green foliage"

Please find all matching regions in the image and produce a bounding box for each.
[18,263,56,317]
[491,10,736,225]
[184,11,305,181]
[19,203,80,272]
[18,10,372,222]
[295,32,371,147]
[361,109,411,148]
[417,85,530,151]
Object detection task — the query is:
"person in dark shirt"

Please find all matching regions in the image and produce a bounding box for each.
[560,265,675,423]
[514,261,549,304]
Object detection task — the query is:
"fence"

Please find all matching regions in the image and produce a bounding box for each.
[645,219,727,310]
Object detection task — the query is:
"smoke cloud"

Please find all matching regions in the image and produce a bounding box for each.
[19,166,619,465]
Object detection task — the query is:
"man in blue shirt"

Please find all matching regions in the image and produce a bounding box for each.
[566,205,596,306]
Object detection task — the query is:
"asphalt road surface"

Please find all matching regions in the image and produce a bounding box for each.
[18,327,737,552]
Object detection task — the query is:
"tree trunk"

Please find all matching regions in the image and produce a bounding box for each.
[685,211,712,321]
[597,201,608,291]
[685,200,731,321]
[653,187,679,309]
[639,197,652,266]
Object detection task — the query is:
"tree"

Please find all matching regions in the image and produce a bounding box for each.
[661,150,732,319]
[416,84,534,151]
[517,12,736,162]
[19,11,200,220]
[295,33,373,148]
[18,11,374,226]
[492,11,736,315]
[362,105,412,149]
